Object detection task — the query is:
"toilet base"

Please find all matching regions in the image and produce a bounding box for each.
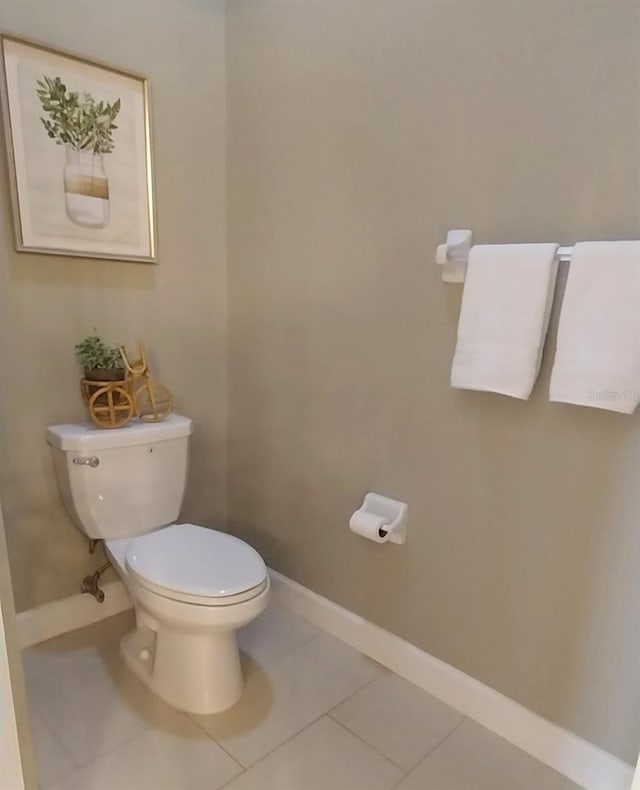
[114,568,270,715]
[121,623,245,715]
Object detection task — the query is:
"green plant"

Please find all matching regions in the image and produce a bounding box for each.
[75,335,123,372]
[37,76,121,155]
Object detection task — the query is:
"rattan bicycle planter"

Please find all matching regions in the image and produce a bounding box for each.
[80,341,173,429]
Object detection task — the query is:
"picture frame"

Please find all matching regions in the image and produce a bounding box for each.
[0,34,157,263]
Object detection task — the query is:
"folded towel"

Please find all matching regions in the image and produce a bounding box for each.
[451,243,559,399]
[549,241,640,414]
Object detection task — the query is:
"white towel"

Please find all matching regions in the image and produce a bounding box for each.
[451,243,559,399]
[549,241,640,414]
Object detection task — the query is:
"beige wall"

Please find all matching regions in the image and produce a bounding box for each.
[0,0,227,612]
[4,0,640,767]
[227,0,640,763]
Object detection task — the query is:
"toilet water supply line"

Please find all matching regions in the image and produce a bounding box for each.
[80,538,110,603]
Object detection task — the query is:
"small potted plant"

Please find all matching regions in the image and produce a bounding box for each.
[75,335,124,382]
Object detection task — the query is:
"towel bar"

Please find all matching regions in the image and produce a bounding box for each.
[436,229,573,283]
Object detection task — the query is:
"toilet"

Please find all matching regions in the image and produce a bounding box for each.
[46,414,270,715]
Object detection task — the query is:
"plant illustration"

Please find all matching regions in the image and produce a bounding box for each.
[36,76,121,155]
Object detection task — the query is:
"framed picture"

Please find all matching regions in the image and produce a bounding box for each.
[0,34,156,262]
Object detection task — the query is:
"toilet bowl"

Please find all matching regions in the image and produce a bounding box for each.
[47,415,270,714]
[108,523,270,714]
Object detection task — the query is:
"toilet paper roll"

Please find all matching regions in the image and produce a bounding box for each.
[349,510,390,543]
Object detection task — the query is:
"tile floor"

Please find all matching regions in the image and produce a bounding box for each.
[23,603,585,789]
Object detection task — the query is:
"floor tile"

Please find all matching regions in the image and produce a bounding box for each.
[193,631,384,767]
[394,719,584,790]
[22,611,135,685]
[222,716,403,790]
[330,672,464,769]
[26,614,177,766]
[29,710,76,789]
[24,610,584,790]
[49,713,242,790]
[237,602,319,665]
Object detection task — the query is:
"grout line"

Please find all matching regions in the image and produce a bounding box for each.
[187,633,333,771]
[273,603,322,634]
[29,707,80,772]
[31,605,471,789]
[188,715,245,772]
[325,673,383,717]
[327,715,410,775]
[29,712,79,788]
[389,718,468,790]
[25,630,186,776]
[214,673,385,778]
[197,622,390,780]
[215,710,332,790]
[212,671,385,782]
[40,719,155,780]
[237,600,325,670]
[24,659,148,772]
[194,706,328,778]
[240,628,321,669]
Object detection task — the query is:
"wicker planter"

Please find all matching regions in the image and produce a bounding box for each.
[80,368,133,429]
[84,367,125,383]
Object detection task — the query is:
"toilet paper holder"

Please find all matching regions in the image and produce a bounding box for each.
[356,492,408,545]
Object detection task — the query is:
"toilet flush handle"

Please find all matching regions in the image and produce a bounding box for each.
[73,456,100,468]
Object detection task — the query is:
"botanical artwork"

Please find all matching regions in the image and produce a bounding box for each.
[37,76,121,229]
[0,36,156,262]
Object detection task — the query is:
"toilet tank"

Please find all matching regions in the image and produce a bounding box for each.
[46,415,193,541]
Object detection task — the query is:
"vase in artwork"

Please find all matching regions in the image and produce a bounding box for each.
[63,146,110,229]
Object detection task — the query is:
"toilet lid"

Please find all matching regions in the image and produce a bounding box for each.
[125,523,267,599]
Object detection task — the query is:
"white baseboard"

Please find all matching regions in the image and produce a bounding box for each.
[269,570,634,790]
[16,581,132,649]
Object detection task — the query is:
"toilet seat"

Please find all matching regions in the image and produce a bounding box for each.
[123,523,268,607]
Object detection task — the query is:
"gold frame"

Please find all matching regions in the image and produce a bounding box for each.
[0,33,157,263]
